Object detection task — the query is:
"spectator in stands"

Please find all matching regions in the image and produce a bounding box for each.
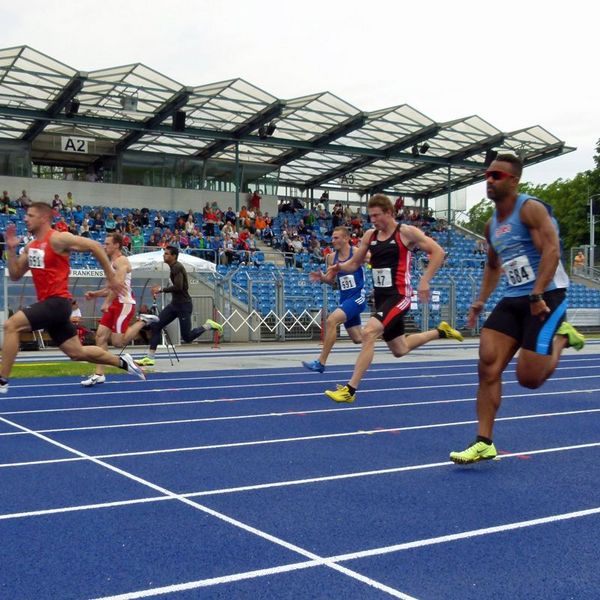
[298,219,310,236]
[92,211,104,233]
[220,234,235,265]
[114,215,125,233]
[18,190,32,209]
[262,222,274,246]
[70,299,82,325]
[105,212,117,233]
[68,219,78,235]
[131,228,145,254]
[1,191,16,214]
[51,194,64,212]
[154,212,166,229]
[249,189,261,211]
[204,205,218,236]
[147,233,159,248]
[394,196,404,215]
[573,250,586,274]
[79,218,91,238]
[65,192,74,212]
[184,215,196,235]
[308,235,323,263]
[54,216,69,232]
[224,206,236,225]
[474,239,487,255]
[254,212,266,236]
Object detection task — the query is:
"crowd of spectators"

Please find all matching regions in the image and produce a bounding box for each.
[1,187,445,270]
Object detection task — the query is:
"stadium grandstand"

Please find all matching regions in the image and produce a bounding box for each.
[1,45,599,345]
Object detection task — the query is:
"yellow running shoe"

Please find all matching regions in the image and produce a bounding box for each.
[437,321,464,342]
[325,384,356,403]
[557,322,585,351]
[450,440,497,464]
[204,319,224,334]
[135,356,155,367]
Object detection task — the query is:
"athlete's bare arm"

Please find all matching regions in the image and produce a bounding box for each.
[309,253,336,285]
[327,229,375,276]
[468,220,502,327]
[401,224,444,302]
[521,200,560,295]
[50,232,125,296]
[4,224,30,281]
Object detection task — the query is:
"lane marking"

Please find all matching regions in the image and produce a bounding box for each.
[89,504,600,599]
[3,374,600,415]
[2,441,600,522]
[2,406,600,468]
[6,357,600,391]
[0,415,415,600]
[2,387,600,437]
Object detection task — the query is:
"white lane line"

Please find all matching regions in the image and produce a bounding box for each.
[328,506,600,564]
[7,357,600,391]
[3,371,600,413]
[2,405,600,469]
[1,386,599,438]
[0,367,600,404]
[89,504,600,599]
[3,441,600,522]
[0,415,414,600]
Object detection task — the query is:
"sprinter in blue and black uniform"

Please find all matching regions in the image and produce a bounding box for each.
[302,226,366,372]
[450,153,585,464]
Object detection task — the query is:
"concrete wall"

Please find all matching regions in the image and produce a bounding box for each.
[0,175,278,216]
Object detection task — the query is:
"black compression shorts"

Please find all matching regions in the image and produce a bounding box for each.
[483,288,567,354]
[22,297,77,346]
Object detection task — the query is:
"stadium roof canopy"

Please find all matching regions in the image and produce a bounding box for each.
[0,46,574,199]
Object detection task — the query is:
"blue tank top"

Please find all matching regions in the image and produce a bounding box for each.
[489,194,569,298]
[334,246,365,300]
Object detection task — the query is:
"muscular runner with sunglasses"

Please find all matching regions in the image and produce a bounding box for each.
[450,154,585,464]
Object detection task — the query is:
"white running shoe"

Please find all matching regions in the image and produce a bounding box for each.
[0,381,8,394]
[81,374,106,387]
[139,313,160,324]
[121,353,147,381]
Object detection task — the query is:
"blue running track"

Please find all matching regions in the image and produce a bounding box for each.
[1,350,600,599]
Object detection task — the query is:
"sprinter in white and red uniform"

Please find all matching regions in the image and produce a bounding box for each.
[81,233,158,387]
[324,194,464,403]
[0,202,145,395]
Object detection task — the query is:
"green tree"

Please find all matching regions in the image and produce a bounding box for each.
[462,198,493,235]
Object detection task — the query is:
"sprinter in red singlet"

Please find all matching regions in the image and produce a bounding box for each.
[324,194,464,403]
[0,202,145,394]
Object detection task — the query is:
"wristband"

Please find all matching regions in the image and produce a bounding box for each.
[528,293,544,302]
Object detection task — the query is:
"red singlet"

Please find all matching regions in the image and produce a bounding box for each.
[27,230,71,301]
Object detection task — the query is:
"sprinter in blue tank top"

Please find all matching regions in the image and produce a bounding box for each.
[450,154,585,464]
[302,226,366,372]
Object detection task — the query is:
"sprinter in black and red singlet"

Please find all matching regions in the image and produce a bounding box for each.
[324,194,463,403]
[0,202,145,395]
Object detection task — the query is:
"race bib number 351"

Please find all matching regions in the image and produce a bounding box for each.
[502,255,534,287]
[28,248,46,269]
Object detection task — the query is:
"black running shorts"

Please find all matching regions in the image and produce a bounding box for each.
[22,297,77,346]
[483,288,567,354]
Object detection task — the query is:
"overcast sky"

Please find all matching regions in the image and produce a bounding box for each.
[2,0,597,204]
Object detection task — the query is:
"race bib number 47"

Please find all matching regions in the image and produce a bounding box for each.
[28,248,46,269]
[502,255,534,286]
[372,267,392,287]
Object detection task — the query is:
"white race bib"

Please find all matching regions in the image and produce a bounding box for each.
[28,247,46,269]
[502,255,535,287]
[339,274,356,291]
[372,267,392,287]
